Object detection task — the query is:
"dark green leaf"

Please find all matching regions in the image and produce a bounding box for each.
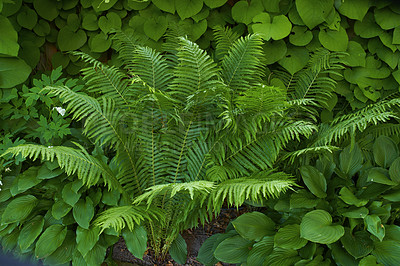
[51,200,72,220]
[18,215,44,252]
[341,229,374,259]
[169,234,187,265]
[299,165,327,198]
[122,226,147,259]
[197,234,221,266]
[76,226,100,257]
[365,215,385,242]
[232,212,275,241]
[275,224,307,249]
[2,195,38,224]
[73,197,94,229]
[214,235,253,264]
[35,224,67,259]
[373,136,398,168]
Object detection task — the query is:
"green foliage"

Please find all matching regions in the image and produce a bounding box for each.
[200,135,400,265]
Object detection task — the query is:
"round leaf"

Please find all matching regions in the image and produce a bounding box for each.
[35,224,67,259]
[17,6,38,30]
[214,235,253,264]
[289,26,313,46]
[88,32,111,53]
[72,197,94,229]
[18,215,44,252]
[263,40,287,64]
[252,14,292,41]
[82,13,99,31]
[232,212,275,241]
[98,12,121,34]
[319,26,349,51]
[33,0,59,21]
[278,46,309,75]
[300,210,345,244]
[274,224,308,249]
[340,229,374,259]
[2,195,38,224]
[299,165,327,198]
[57,28,87,51]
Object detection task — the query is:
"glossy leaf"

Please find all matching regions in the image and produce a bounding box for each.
[365,215,385,242]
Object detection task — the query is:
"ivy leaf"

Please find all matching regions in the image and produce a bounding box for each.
[319,26,349,51]
[169,234,187,264]
[122,226,147,259]
[296,0,333,29]
[232,212,275,241]
[340,229,374,259]
[73,197,95,229]
[274,224,307,249]
[214,235,253,264]
[299,165,327,198]
[0,15,19,56]
[18,215,44,252]
[175,0,203,20]
[2,195,38,224]
[232,0,264,25]
[57,28,87,51]
[252,13,292,41]
[278,46,309,75]
[300,210,345,244]
[35,224,67,259]
[336,0,372,21]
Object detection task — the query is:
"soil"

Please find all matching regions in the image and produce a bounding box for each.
[111,207,251,266]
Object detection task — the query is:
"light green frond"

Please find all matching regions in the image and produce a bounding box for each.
[2,144,121,191]
[207,171,295,214]
[361,123,400,137]
[94,205,165,233]
[213,25,240,62]
[221,34,265,93]
[283,145,340,164]
[72,51,132,107]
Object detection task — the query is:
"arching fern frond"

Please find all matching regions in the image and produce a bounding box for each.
[213,25,240,62]
[3,144,122,191]
[94,205,165,233]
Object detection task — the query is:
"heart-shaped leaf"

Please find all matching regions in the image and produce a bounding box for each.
[252,13,292,41]
[176,0,203,20]
[289,26,313,46]
[204,0,227,8]
[152,0,175,13]
[341,229,374,259]
[300,165,327,198]
[88,32,111,53]
[82,13,99,31]
[232,212,275,241]
[319,26,349,51]
[336,0,371,21]
[278,46,309,74]
[300,210,345,244]
[375,7,400,30]
[17,6,38,30]
[57,28,87,51]
[296,0,333,29]
[354,12,382,38]
[263,40,287,64]
[143,16,167,41]
[275,224,308,249]
[33,0,59,21]
[51,200,72,220]
[232,0,264,25]
[98,12,121,34]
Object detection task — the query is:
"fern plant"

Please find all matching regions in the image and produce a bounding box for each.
[3,29,317,263]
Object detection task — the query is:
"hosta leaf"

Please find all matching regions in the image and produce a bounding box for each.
[330,242,358,266]
[341,206,369,219]
[373,136,399,168]
[365,215,385,242]
[169,234,187,265]
[18,215,44,252]
[76,226,100,257]
[385,225,400,241]
[339,187,368,207]
[62,182,81,206]
[290,189,319,209]
[359,255,383,266]
[37,164,64,179]
[122,226,147,259]
[232,212,275,241]
[389,157,400,184]
[197,234,220,266]
[296,0,333,29]
[264,248,301,266]
[83,242,107,265]
[299,165,327,198]
[274,224,307,249]
[73,197,94,229]
[368,168,397,186]
[35,224,67,259]
[2,195,38,224]
[0,15,19,57]
[372,240,400,265]
[0,57,31,89]
[51,200,72,220]
[340,229,374,259]
[214,235,253,264]
[44,230,76,265]
[300,210,344,244]
[17,166,41,191]
[339,144,363,177]
[247,236,273,265]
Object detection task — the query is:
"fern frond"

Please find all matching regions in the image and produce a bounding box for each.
[3,144,122,191]
[221,34,265,93]
[283,145,340,164]
[213,25,240,62]
[94,205,165,233]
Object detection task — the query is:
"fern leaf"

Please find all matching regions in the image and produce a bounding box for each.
[213,25,240,62]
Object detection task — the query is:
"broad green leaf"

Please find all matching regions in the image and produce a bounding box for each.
[354,12,382,38]
[232,212,275,241]
[342,206,369,219]
[57,28,87,51]
[300,210,344,244]
[2,195,38,224]
[19,41,40,69]
[340,229,374,259]
[62,182,81,206]
[319,26,349,51]
[375,7,400,30]
[359,255,383,266]
[365,215,385,242]
[368,168,397,186]
[204,0,227,8]
[330,242,358,266]
[197,233,220,266]
[261,0,280,12]
[290,189,319,209]
[372,240,400,265]
[33,19,50,37]
[82,13,99,31]
[274,224,307,249]
[382,188,400,201]
[88,32,111,53]
[66,13,80,32]
[169,234,187,265]
[143,16,167,41]
[296,0,333,29]
[122,226,147,259]
[373,136,399,168]
[1,0,22,16]
[73,197,94,229]
[1,228,20,253]
[101,189,120,206]
[0,57,31,89]
[152,0,175,13]
[385,225,400,241]
[344,41,366,67]
[265,247,301,266]
[289,26,313,46]
[92,0,118,12]
[17,166,41,191]
[231,0,264,25]
[190,19,207,41]
[247,236,273,265]
[98,12,121,34]
[51,200,72,220]
[83,242,107,265]
[175,0,203,20]
[76,226,100,257]
[336,0,371,20]
[33,0,59,21]
[263,40,287,64]
[299,165,327,198]
[393,26,400,44]
[17,6,38,30]
[44,230,76,265]
[37,164,63,179]
[214,235,253,264]
[18,215,44,252]
[252,13,292,41]
[278,46,309,74]
[339,144,363,177]
[35,224,67,259]
[339,187,368,207]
